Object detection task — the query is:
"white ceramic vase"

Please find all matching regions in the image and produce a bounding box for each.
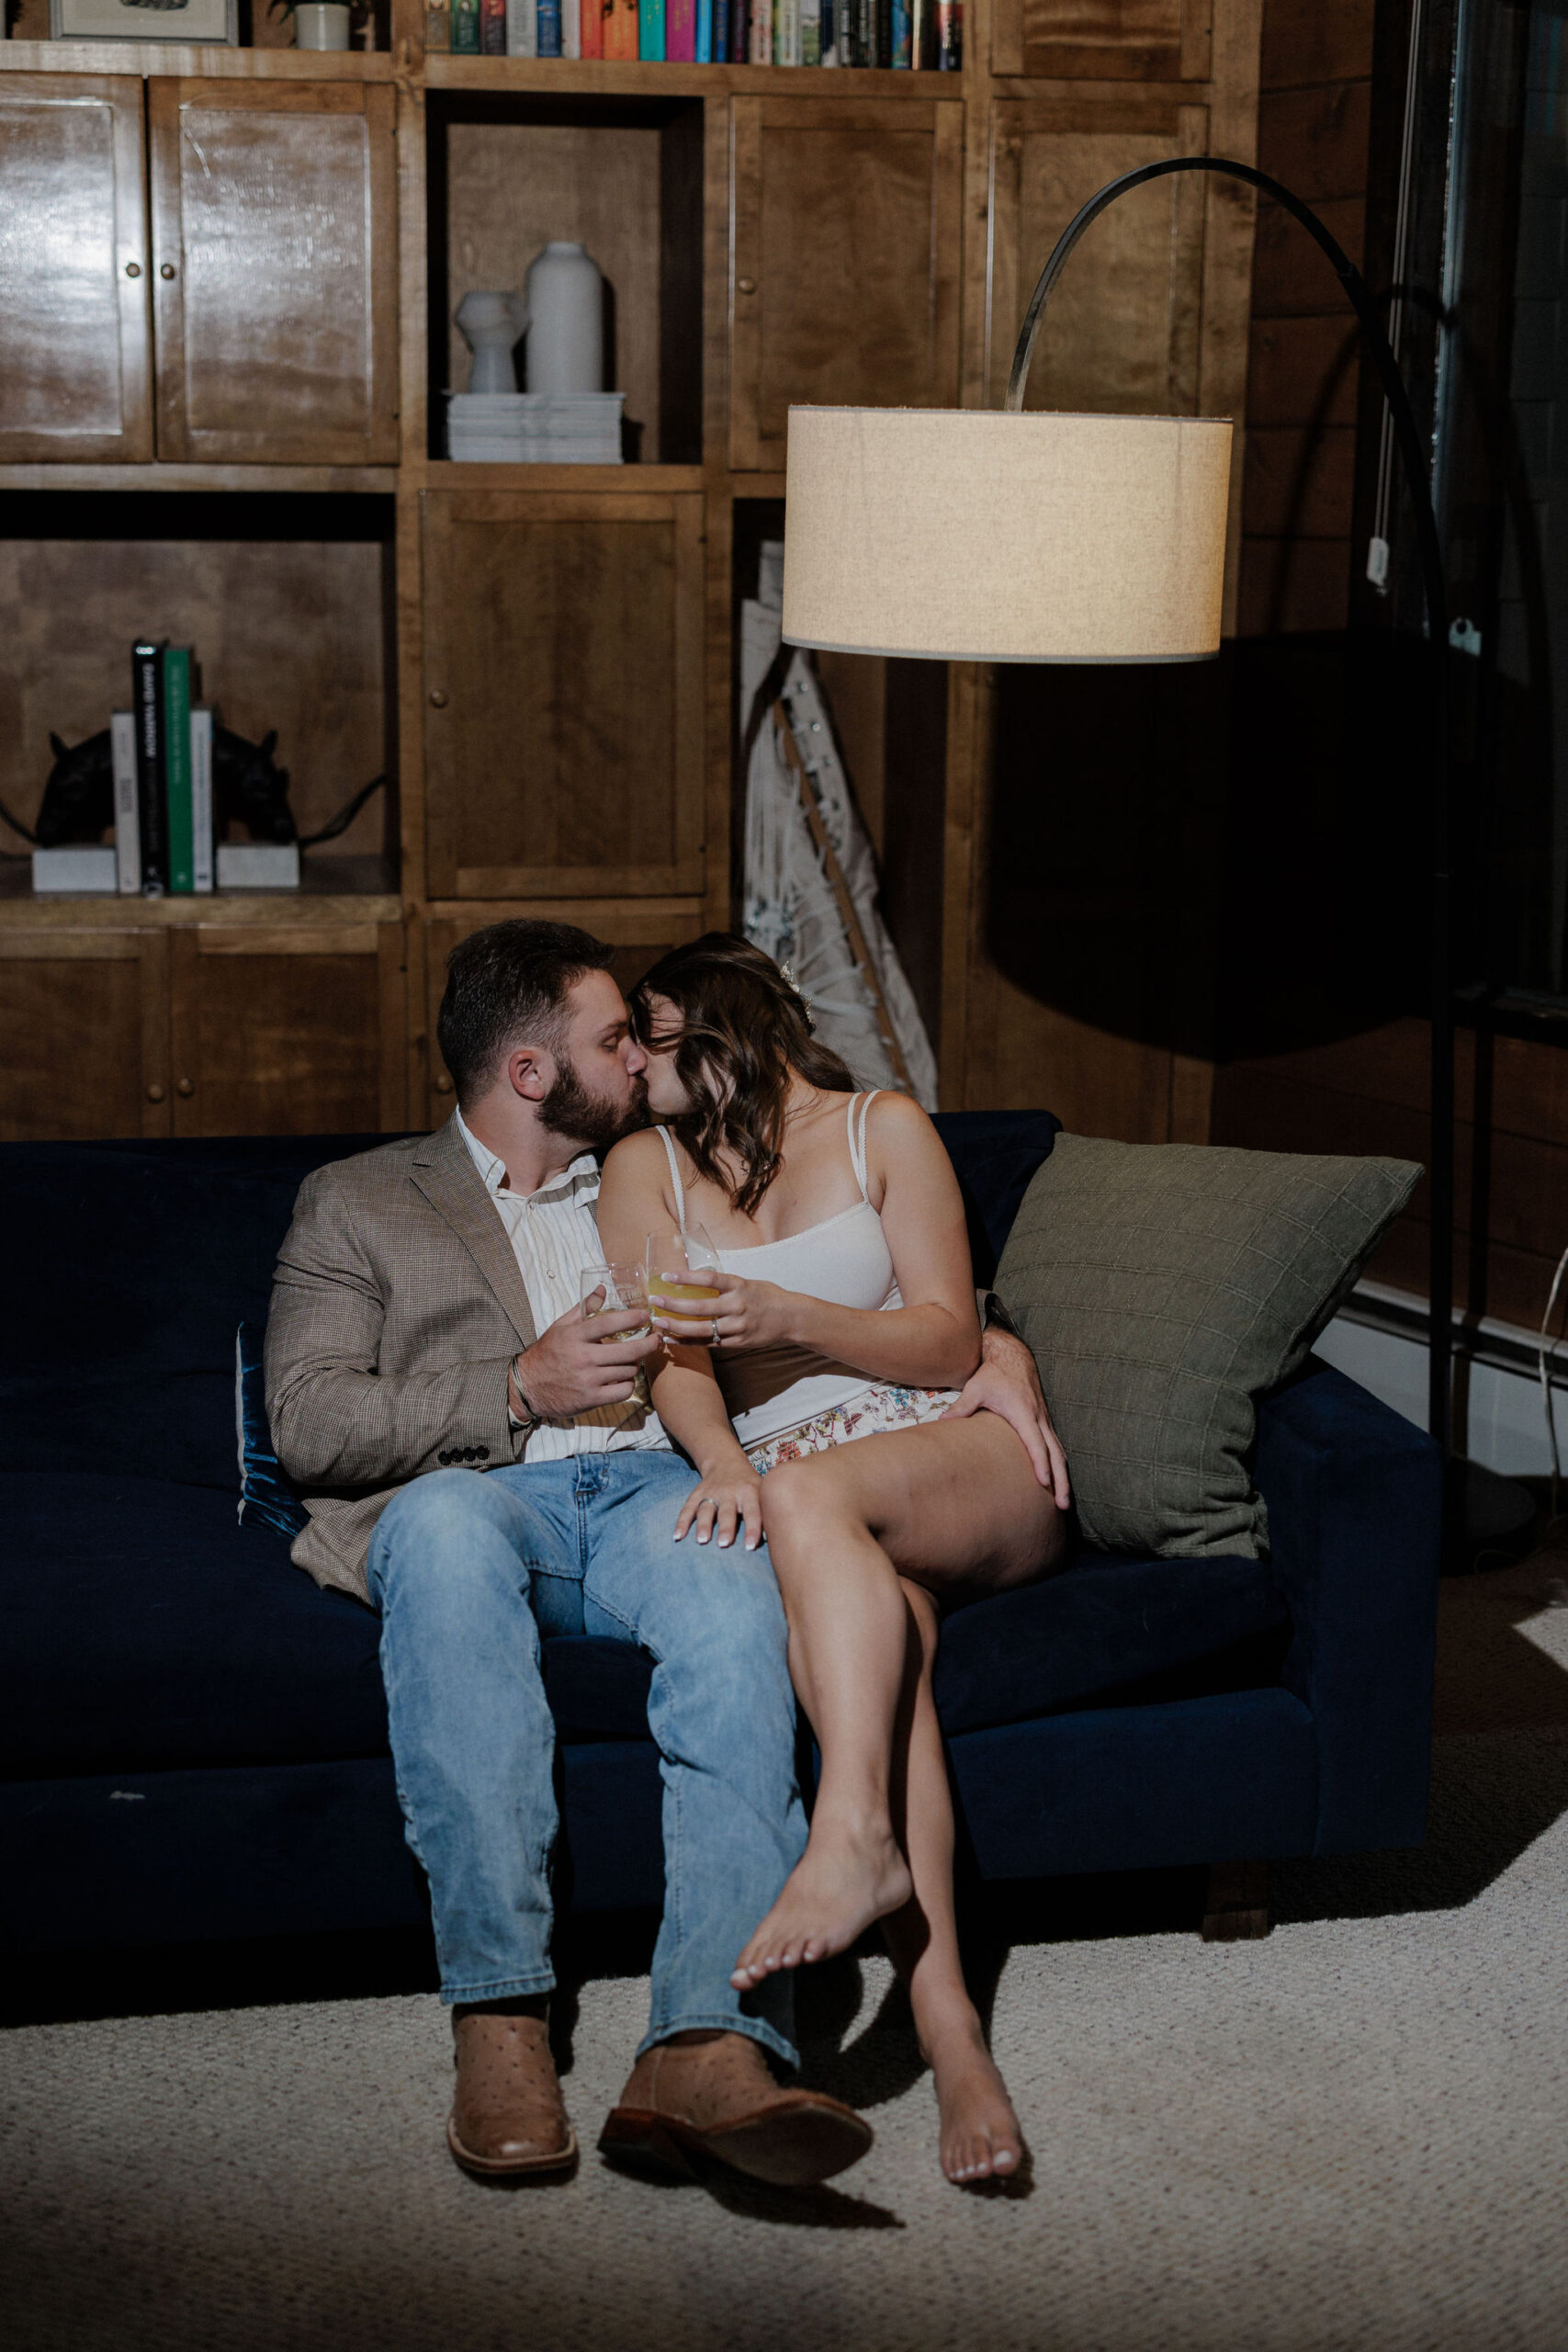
[456,290,529,396]
[294,2,352,46]
[524,243,604,396]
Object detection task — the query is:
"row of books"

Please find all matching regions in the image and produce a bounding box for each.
[435,0,961,66]
[121,641,215,897]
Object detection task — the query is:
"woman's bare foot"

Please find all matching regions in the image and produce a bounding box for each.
[925,2020,1025,2185]
[731,1824,913,1988]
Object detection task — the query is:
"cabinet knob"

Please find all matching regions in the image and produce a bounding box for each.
[125,261,142,279]
[434,1073,454,1094]
[736,277,757,295]
[175,1077,195,1098]
[146,1082,165,1104]
[428,688,449,709]
[160,263,176,281]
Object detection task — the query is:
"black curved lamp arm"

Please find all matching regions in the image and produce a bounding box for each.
[1009,152,1457,1462]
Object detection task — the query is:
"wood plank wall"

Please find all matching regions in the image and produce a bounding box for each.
[1236,0,1374,635]
[1212,0,1568,1339]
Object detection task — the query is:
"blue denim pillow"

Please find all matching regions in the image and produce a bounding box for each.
[234,1321,309,1539]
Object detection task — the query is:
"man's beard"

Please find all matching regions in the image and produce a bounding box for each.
[538,1053,650,1156]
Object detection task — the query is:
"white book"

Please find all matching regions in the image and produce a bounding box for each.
[33,846,118,895]
[777,0,799,61]
[562,0,580,50]
[109,708,140,895]
[505,0,536,51]
[217,842,300,891]
[750,0,770,59]
[190,706,213,894]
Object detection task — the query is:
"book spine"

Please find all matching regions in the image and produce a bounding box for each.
[537,0,561,51]
[890,0,908,60]
[666,0,694,60]
[694,0,711,60]
[874,0,889,62]
[604,0,637,51]
[480,0,507,49]
[451,0,480,45]
[190,707,214,895]
[908,0,926,63]
[728,0,747,57]
[748,0,768,61]
[637,0,663,56]
[800,0,818,60]
[162,646,194,896]
[777,0,798,62]
[131,641,166,898]
[819,0,835,58]
[579,0,602,50]
[109,710,141,896]
[935,0,957,64]
[504,0,536,46]
[424,0,450,43]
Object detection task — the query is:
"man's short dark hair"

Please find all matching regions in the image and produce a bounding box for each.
[437,920,617,1109]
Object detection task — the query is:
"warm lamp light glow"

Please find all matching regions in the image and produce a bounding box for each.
[781,406,1233,664]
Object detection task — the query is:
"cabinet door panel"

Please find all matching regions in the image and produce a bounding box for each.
[168,922,405,1136]
[149,80,398,467]
[729,97,963,473]
[423,902,706,1126]
[422,492,705,902]
[990,0,1212,81]
[0,929,167,1141]
[987,101,1209,415]
[0,75,152,464]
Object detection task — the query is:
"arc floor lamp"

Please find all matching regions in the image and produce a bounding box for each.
[781,154,1463,1488]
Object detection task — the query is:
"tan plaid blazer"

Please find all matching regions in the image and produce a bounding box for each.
[264,1116,538,1602]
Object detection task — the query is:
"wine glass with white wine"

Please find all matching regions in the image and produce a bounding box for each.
[645,1223,723,1342]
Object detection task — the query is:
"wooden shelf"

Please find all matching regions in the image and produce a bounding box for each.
[422,55,966,95]
[0,39,392,77]
[0,463,399,493]
[419,459,704,490]
[0,862,400,925]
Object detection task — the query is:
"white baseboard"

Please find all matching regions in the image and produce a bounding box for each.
[1315,1282,1566,1476]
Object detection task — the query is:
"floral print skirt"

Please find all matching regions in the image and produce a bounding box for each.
[743,1382,962,1476]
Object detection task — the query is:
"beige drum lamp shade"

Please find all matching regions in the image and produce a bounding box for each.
[781,406,1234,664]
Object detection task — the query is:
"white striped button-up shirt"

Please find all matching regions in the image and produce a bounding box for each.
[457,1110,668,1462]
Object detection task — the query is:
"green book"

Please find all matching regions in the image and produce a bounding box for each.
[162,645,194,896]
[451,0,480,48]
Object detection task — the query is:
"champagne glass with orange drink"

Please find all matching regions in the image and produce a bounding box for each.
[645,1224,723,1343]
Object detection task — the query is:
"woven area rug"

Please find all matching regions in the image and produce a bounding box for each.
[5,1572,1568,2352]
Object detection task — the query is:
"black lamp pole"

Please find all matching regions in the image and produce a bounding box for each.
[1007,156,1457,1465]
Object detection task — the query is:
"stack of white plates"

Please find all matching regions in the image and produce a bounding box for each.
[446,392,626,464]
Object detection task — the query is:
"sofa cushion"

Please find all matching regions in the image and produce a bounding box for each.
[932,1550,1290,1736]
[0,1136,399,1493]
[995,1133,1420,1556]
[0,1472,656,1778]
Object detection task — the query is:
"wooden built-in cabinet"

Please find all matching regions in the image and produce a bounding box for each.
[0,75,152,464]
[0,900,405,1143]
[728,96,964,470]
[0,7,1267,1143]
[148,79,399,467]
[421,489,705,900]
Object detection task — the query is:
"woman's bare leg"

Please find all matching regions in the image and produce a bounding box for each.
[732,1415,1062,1989]
[884,1577,1023,2184]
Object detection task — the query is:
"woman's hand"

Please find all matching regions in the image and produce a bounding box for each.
[674,1456,765,1551]
[649,1269,794,1355]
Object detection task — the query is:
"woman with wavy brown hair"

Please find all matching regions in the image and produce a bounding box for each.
[596,933,1071,2186]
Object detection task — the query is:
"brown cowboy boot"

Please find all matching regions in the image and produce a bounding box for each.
[599,2030,873,2188]
[447,2010,578,2179]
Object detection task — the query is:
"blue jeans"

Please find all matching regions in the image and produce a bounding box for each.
[365,1453,806,2067]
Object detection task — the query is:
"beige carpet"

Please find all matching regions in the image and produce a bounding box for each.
[6,1561,1568,2352]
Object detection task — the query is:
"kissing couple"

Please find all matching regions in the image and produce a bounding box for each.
[266,920,1071,2190]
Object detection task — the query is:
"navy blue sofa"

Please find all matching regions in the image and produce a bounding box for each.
[0,1115,1443,1959]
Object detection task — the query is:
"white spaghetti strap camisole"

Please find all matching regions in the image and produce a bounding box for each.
[654,1093,942,1449]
